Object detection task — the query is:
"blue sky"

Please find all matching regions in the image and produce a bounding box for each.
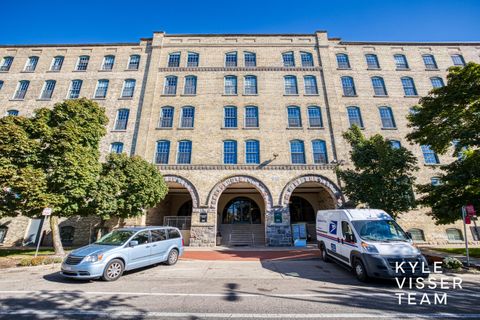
[1,0,479,44]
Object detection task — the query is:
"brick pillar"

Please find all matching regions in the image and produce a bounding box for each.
[265,206,292,246]
[189,207,216,247]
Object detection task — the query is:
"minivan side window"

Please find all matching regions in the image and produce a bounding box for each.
[132,231,150,244]
[151,229,167,242]
[341,221,355,243]
[168,229,181,239]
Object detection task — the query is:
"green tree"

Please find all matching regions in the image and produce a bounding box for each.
[88,153,168,239]
[337,126,418,218]
[407,62,480,223]
[0,99,108,255]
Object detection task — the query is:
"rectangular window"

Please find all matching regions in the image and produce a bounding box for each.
[341,77,356,96]
[76,56,89,71]
[224,76,237,95]
[50,56,64,71]
[155,141,170,164]
[245,140,260,164]
[13,81,29,100]
[223,141,237,164]
[102,55,115,70]
[421,145,439,164]
[282,52,295,67]
[347,107,363,128]
[423,55,438,69]
[110,142,124,154]
[379,107,396,128]
[180,107,195,128]
[159,107,174,128]
[372,77,387,96]
[390,140,401,149]
[184,76,197,95]
[0,56,13,71]
[336,54,350,69]
[114,109,129,130]
[187,52,199,67]
[128,55,140,70]
[308,107,323,128]
[402,78,417,96]
[177,141,192,164]
[168,53,181,67]
[451,54,465,66]
[225,52,237,67]
[431,77,444,89]
[122,79,136,97]
[224,107,237,128]
[304,76,318,94]
[284,76,298,95]
[95,80,109,98]
[164,76,177,95]
[301,52,314,67]
[365,54,380,69]
[312,140,328,164]
[245,106,259,128]
[244,52,256,67]
[394,54,409,69]
[40,80,56,99]
[287,107,302,127]
[290,141,306,164]
[244,76,257,95]
[69,80,82,99]
[24,56,39,72]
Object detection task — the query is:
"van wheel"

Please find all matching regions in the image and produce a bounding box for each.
[320,243,330,263]
[102,259,124,281]
[353,258,369,282]
[166,249,179,266]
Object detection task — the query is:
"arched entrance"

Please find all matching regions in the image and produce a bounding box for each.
[222,197,262,224]
[146,175,199,245]
[289,196,315,223]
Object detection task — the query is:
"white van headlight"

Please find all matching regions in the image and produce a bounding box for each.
[83,253,103,263]
[361,241,379,254]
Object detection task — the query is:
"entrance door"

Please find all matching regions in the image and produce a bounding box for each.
[222,197,261,224]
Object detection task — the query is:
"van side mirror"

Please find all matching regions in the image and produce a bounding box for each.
[345,233,354,243]
[405,232,412,240]
[129,240,139,247]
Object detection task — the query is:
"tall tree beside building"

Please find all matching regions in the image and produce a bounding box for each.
[337,126,418,218]
[88,153,168,239]
[407,62,480,224]
[0,99,108,255]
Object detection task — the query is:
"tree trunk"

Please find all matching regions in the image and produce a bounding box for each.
[96,219,106,241]
[50,216,65,256]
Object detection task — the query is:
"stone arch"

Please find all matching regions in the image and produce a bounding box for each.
[279,174,343,208]
[163,175,200,208]
[207,175,273,211]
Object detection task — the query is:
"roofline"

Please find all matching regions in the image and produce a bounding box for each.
[0,42,142,48]
[338,41,480,46]
[162,33,319,37]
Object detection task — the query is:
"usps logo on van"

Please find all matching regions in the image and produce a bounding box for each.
[329,221,337,235]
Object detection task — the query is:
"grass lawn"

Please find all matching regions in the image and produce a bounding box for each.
[435,247,480,258]
[0,248,72,258]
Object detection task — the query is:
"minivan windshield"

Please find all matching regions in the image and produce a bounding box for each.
[352,219,409,242]
[95,230,135,246]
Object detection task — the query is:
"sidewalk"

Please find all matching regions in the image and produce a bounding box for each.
[420,247,480,268]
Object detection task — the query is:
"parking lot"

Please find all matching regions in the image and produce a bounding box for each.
[0,253,479,319]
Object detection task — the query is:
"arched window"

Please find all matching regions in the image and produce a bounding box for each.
[184,75,197,95]
[290,196,315,223]
[282,51,295,67]
[304,75,318,94]
[114,108,130,130]
[401,77,417,96]
[446,228,463,241]
[244,52,256,67]
[223,140,237,164]
[300,52,314,67]
[13,80,30,100]
[284,75,298,95]
[159,106,174,128]
[223,197,261,224]
[94,79,109,98]
[224,75,237,95]
[24,56,39,72]
[187,52,199,67]
[122,79,136,97]
[336,53,350,69]
[224,106,237,128]
[39,80,56,99]
[155,140,170,164]
[180,106,195,128]
[451,54,465,66]
[244,75,257,95]
[347,106,363,128]
[371,76,387,96]
[290,140,306,164]
[102,55,115,70]
[60,226,75,246]
[421,145,440,164]
[394,54,409,69]
[244,106,259,128]
[168,52,181,67]
[365,54,380,69]
[287,106,302,127]
[430,77,444,89]
[128,54,140,70]
[245,140,260,164]
[50,56,64,71]
[408,228,425,242]
[341,76,356,96]
[177,140,192,164]
[307,106,323,128]
[68,80,83,99]
[110,142,124,154]
[379,106,396,128]
[422,54,438,69]
[225,52,237,67]
[0,56,14,71]
[164,76,178,95]
[76,55,90,71]
[312,140,328,164]
[6,109,19,116]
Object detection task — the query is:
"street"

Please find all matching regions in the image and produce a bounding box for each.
[0,256,479,319]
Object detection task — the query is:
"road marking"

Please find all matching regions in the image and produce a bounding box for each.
[0,310,479,319]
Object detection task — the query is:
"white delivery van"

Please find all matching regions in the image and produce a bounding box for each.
[316,209,429,281]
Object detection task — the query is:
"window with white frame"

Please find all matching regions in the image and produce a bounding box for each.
[430,77,444,89]
[421,145,440,164]
[336,53,350,69]
[379,106,396,128]
[187,52,199,67]
[159,106,174,128]
[244,106,258,128]
[114,108,129,130]
[408,228,426,242]
[451,54,465,66]
[13,80,29,100]
[312,140,328,164]
[177,140,192,164]
[245,140,260,164]
[290,140,306,164]
[304,75,318,94]
[68,80,82,99]
[301,52,314,67]
[394,54,409,69]
[94,79,109,98]
[155,140,170,164]
[180,106,195,128]
[102,55,115,71]
[287,106,302,127]
[0,56,14,71]
[422,54,438,69]
[365,54,380,69]
[168,52,181,67]
[224,106,237,128]
[225,52,237,67]
[110,142,124,154]
[446,228,463,241]
[282,52,295,67]
[244,52,256,67]
[223,140,237,164]
[40,80,56,99]
[24,56,39,72]
[50,56,64,71]
[284,75,298,95]
[307,106,323,128]
[401,77,417,96]
[347,106,363,128]
[121,79,136,97]
[76,55,90,71]
[371,76,387,96]
[184,75,197,95]
[128,54,140,70]
[163,76,177,95]
[224,76,237,95]
[341,76,356,96]
[244,75,257,94]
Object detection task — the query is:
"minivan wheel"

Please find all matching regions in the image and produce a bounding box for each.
[102,259,124,281]
[353,258,369,282]
[166,249,179,266]
[320,243,330,263]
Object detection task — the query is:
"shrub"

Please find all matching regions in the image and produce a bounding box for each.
[43,257,63,264]
[443,257,463,270]
[30,257,45,266]
[19,258,32,267]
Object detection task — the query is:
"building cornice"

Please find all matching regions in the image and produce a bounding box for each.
[0,43,142,48]
[156,164,336,170]
[338,41,480,46]
[157,66,322,72]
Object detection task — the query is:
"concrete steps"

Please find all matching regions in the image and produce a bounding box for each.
[219,224,265,247]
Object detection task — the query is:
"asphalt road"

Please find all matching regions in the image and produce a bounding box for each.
[0,258,479,319]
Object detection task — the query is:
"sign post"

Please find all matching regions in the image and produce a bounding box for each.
[35,208,52,258]
[461,206,470,267]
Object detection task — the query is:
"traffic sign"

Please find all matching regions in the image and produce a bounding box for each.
[466,204,476,216]
[42,208,52,216]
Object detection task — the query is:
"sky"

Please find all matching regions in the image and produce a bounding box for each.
[1,0,479,44]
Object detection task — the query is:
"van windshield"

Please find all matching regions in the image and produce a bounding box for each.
[95,230,135,246]
[351,220,409,242]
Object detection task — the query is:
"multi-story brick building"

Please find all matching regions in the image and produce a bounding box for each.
[0,31,478,247]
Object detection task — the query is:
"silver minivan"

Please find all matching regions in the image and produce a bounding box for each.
[61,226,184,281]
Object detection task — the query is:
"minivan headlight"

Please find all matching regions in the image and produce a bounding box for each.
[361,241,379,254]
[83,253,103,263]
